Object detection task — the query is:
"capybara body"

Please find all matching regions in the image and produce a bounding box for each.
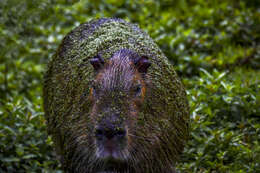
[43,18,189,173]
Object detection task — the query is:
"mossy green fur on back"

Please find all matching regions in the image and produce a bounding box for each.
[43,18,189,173]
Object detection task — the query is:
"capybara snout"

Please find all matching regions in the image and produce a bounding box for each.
[94,116,128,160]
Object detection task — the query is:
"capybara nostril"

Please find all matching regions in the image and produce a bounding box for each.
[95,127,127,140]
[115,129,126,138]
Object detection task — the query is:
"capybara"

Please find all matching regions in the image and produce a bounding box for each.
[43,18,189,173]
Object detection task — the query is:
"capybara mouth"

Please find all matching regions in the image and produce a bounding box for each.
[96,142,129,161]
[98,157,129,173]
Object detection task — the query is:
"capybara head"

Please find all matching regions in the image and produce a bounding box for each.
[88,49,151,171]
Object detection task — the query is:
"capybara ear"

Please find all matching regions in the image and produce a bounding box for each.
[135,56,151,73]
[90,54,105,71]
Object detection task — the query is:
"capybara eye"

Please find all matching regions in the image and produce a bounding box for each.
[91,84,99,97]
[92,86,97,96]
[134,85,142,96]
[116,129,126,137]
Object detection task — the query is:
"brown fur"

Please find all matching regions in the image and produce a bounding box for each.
[43,18,189,173]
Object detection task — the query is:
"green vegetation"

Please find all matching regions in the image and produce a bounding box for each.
[0,0,259,172]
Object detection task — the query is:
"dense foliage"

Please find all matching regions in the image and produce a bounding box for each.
[0,0,259,172]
